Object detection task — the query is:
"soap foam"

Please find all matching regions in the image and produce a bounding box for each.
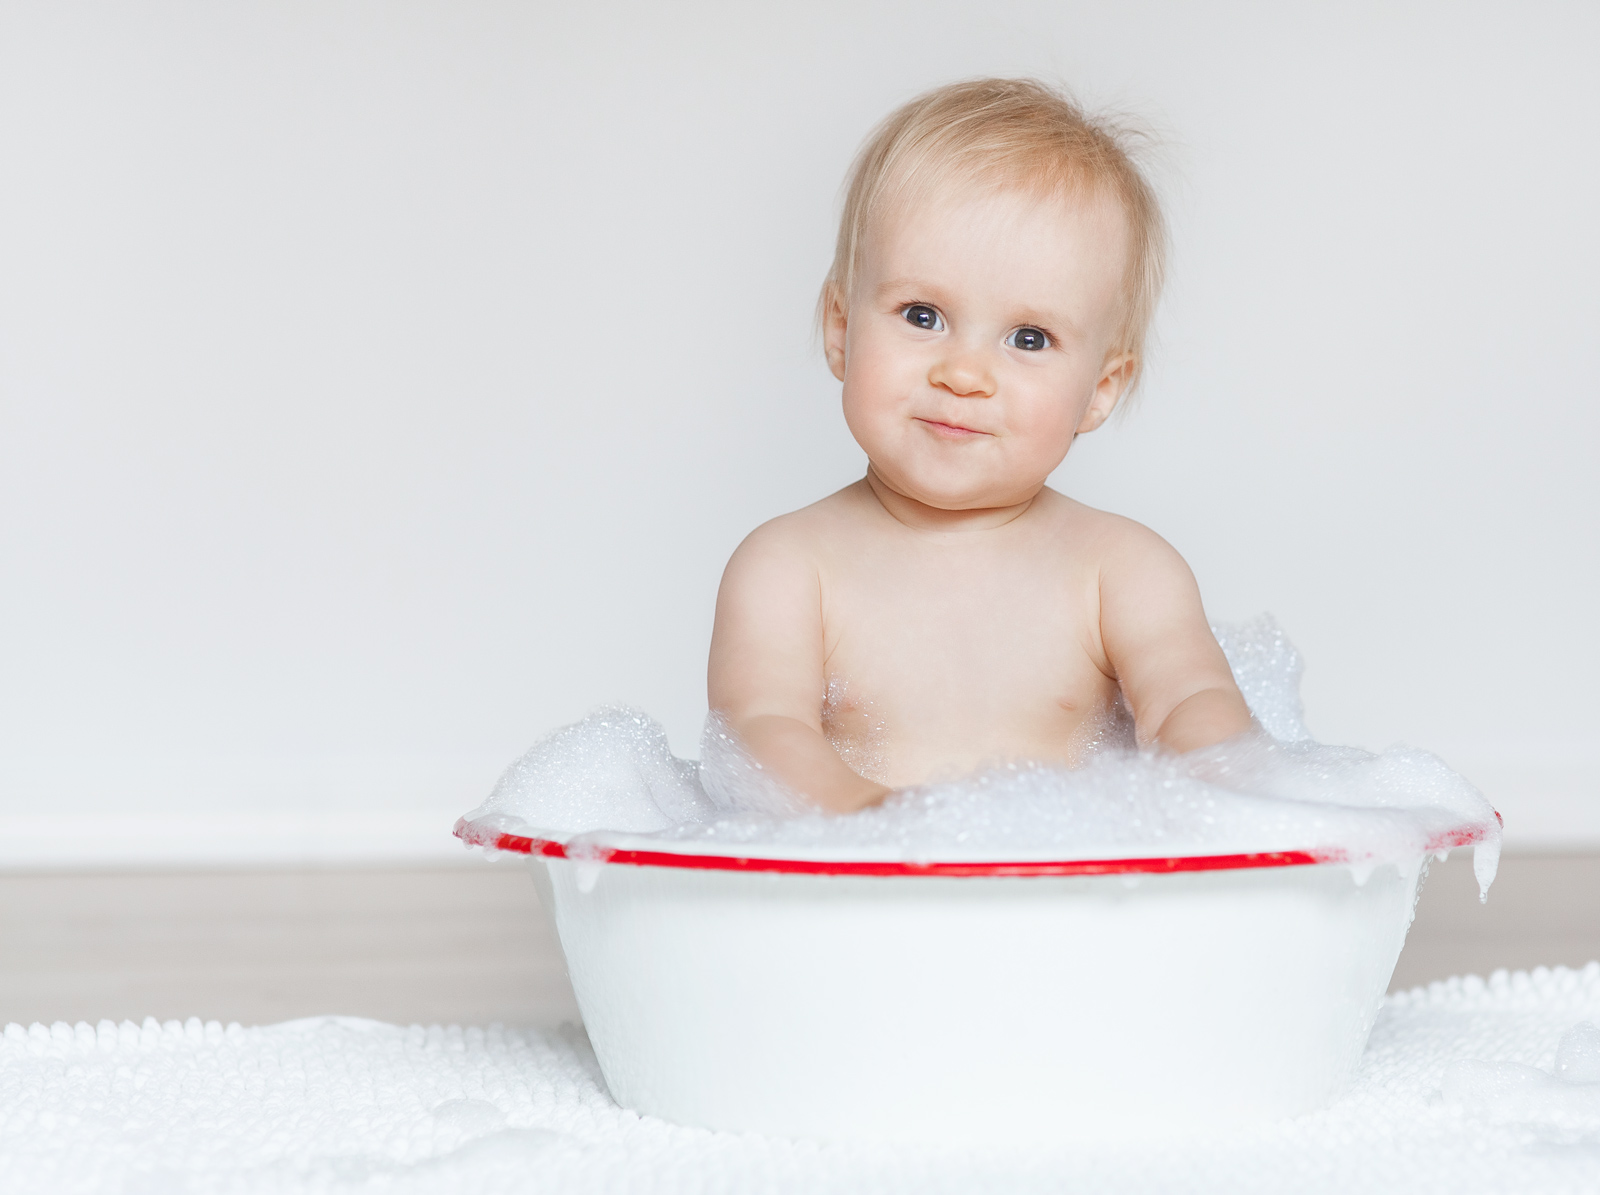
[1443,1020,1600,1127]
[1557,1021,1600,1084]
[461,616,1500,886]
[466,707,713,843]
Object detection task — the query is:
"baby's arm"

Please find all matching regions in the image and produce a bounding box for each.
[708,523,891,814]
[1097,522,1254,753]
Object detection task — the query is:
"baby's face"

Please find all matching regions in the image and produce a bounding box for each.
[827,186,1132,512]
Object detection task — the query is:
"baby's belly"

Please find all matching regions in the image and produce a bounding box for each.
[821,675,1127,788]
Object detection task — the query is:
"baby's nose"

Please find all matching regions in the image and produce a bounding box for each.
[928,348,996,398]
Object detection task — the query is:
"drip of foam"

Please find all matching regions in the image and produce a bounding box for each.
[462,616,1501,890]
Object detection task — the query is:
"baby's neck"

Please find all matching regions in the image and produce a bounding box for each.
[863,467,1042,534]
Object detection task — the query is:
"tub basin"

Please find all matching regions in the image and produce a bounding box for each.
[457,824,1479,1142]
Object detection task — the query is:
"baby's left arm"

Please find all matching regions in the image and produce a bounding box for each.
[1096,521,1254,753]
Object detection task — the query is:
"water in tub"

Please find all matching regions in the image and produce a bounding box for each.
[459,615,1501,896]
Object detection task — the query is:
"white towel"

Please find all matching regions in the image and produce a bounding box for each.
[6,966,1600,1194]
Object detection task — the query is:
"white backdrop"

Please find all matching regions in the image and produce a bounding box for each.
[1,1,1595,864]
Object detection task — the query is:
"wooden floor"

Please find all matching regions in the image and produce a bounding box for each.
[1,852,1595,1028]
[0,859,579,1028]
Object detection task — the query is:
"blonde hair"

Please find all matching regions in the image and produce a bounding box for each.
[823,77,1167,395]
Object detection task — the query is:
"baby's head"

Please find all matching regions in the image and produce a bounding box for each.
[821,78,1165,513]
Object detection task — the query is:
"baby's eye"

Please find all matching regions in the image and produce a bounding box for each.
[901,304,944,332]
[1007,327,1050,351]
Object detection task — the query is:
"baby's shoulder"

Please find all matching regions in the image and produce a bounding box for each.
[720,485,865,591]
[1039,490,1190,574]
[729,484,870,558]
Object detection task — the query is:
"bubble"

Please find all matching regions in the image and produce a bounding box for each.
[458,616,1502,883]
[469,705,713,837]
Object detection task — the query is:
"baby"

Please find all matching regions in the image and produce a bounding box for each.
[708,78,1253,814]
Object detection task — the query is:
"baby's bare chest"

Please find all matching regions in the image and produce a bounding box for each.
[823,544,1096,659]
[819,550,1115,736]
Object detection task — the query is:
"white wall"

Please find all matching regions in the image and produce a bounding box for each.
[1,1,1594,864]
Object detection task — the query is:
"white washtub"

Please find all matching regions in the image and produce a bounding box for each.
[457,819,1489,1143]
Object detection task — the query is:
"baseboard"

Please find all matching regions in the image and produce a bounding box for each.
[0,812,477,868]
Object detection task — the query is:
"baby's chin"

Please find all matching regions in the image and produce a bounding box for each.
[870,459,1049,513]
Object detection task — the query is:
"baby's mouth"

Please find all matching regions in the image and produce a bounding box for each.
[915,417,990,439]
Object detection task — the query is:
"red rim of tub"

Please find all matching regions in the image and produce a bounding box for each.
[453,813,1500,878]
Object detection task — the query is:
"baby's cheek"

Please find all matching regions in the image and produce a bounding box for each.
[844,337,905,402]
[839,375,892,458]
[1016,391,1086,464]
[841,353,906,432]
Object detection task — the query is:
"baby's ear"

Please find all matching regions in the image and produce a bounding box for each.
[1077,352,1134,435]
[821,284,848,382]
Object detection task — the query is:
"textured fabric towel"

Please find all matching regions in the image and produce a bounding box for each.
[6,965,1600,1194]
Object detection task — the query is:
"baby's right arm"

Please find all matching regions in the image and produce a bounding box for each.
[707,522,891,814]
